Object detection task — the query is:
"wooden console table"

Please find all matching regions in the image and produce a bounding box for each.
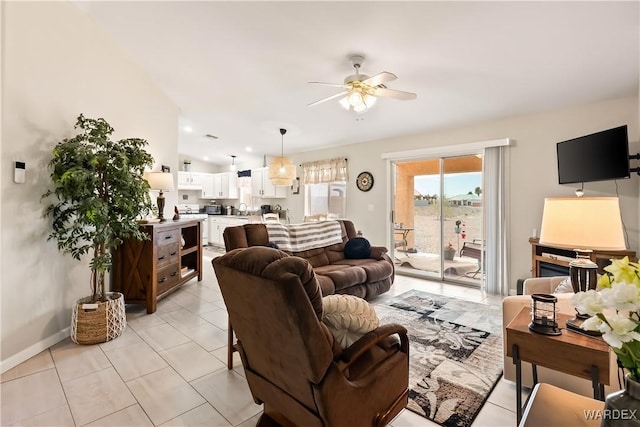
[111,219,202,313]
[506,307,610,423]
[529,237,636,277]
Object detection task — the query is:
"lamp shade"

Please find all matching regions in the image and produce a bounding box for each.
[269,128,296,186]
[145,172,175,192]
[538,197,626,251]
[268,157,296,186]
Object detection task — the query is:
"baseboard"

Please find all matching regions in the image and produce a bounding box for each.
[0,327,70,374]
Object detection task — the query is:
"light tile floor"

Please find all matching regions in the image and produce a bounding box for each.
[1,250,523,427]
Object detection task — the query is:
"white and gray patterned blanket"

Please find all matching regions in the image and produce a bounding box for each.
[265,221,343,252]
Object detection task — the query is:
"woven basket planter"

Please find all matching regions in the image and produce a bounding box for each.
[71,292,126,345]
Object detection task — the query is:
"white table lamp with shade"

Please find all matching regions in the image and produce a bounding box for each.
[538,196,627,333]
[144,172,175,222]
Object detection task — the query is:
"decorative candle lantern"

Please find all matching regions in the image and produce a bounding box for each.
[528,294,561,336]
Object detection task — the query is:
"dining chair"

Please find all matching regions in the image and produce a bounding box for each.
[262,213,280,223]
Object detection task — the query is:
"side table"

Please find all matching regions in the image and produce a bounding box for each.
[506,307,610,423]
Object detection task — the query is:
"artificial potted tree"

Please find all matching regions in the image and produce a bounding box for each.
[42,114,154,344]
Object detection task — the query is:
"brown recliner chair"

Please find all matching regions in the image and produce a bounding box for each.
[212,247,409,427]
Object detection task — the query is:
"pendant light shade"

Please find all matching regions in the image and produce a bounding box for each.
[268,128,296,186]
[229,155,237,172]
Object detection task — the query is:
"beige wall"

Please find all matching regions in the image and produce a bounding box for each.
[1,1,179,369]
[286,96,639,291]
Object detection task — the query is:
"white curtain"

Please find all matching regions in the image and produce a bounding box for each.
[483,145,509,295]
[237,170,251,189]
[302,158,348,184]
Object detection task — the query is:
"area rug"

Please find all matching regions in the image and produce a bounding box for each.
[374,290,503,427]
[396,255,479,276]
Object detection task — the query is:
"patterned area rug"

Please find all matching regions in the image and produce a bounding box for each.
[375,290,503,427]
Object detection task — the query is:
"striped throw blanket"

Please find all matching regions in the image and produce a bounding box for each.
[266,221,343,252]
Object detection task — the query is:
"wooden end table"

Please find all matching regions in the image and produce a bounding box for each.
[506,307,610,423]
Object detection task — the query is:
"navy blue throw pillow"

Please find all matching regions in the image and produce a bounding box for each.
[344,237,371,259]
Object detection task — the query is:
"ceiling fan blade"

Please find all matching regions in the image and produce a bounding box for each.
[306,91,349,107]
[308,82,346,88]
[361,72,397,87]
[374,87,417,100]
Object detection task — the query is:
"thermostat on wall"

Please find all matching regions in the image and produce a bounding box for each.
[14,161,26,184]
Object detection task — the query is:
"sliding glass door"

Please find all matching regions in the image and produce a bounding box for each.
[392,155,484,286]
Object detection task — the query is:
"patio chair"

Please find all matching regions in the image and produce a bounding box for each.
[460,239,484,278]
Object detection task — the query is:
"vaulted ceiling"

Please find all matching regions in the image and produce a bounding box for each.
[76,1,639,166]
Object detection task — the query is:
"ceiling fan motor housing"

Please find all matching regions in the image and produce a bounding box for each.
[344,73,370,84]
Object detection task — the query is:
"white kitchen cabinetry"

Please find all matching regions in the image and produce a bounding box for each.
[178,171,203,190]
[251,167,286,199]
[208,216,247,247]
[201,216,209,246]
[200,173,215,199]
[211,172,238,199]
[208,216,224,246]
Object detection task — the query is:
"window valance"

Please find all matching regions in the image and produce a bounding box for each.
[301,158,348,184]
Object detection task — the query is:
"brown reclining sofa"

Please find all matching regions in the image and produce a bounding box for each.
[222,219,394,299]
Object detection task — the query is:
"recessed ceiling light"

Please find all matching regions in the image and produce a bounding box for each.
[203,156,209,161]
[184,126,192,133]
[245,147,253,152]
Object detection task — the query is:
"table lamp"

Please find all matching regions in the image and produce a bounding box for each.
[538,197,626,333]
[145,172,175,222]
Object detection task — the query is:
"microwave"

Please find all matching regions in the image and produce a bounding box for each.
[205,205,222,214]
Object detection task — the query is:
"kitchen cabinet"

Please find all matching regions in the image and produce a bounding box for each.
[208,216,224,246]
[208,216,248,247]
[211,172,239,199]
[178,171,203,190]
[200,173,215,199]
[111,219,202,313]
[251,167,286,199]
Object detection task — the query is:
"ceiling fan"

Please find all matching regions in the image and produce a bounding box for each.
[307,55,417,113]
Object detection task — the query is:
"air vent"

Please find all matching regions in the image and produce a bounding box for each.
[204,134,219,140]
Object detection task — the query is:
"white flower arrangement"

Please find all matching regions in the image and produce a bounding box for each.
[572,257,640,380]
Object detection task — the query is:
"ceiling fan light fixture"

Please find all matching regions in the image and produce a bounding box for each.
[348,91,364,107]
[353,102,368,113]
[307,55,416,113]
[268,128,296,186]
[364,93,377,107]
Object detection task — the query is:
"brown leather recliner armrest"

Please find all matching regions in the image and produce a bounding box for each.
[338,323,408,371]
[370,246,388,259]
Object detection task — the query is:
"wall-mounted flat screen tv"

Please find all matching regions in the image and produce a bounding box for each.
[557,125,630,184]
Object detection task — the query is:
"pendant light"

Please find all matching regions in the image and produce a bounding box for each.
[229,155,237,172]
[268,128,296,186]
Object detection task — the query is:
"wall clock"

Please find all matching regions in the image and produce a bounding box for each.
[356,171,374,192]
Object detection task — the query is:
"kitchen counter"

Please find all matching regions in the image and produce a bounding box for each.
[138,217,205,224]
[209,215,249,219]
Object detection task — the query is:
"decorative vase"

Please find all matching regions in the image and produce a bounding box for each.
[601,374,640,427]
[70,292,127,345]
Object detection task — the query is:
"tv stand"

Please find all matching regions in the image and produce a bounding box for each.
[529,237,636,278]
